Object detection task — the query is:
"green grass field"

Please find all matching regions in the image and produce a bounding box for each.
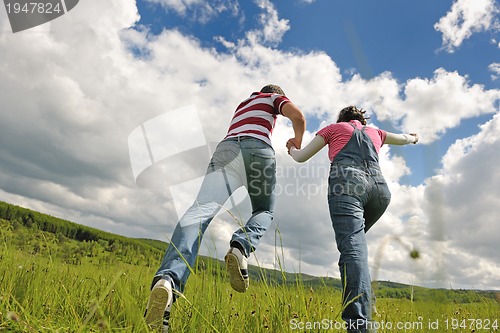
[0,203,499,332]
[1,243,498,332]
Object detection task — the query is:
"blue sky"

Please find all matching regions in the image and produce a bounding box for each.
[134,0,499,186]
[136,0,497,87]
[0,0,499,290]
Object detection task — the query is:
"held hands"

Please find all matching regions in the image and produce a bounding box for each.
[286,138,301,154]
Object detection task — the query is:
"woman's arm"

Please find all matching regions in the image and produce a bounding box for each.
[384,132,419,145]
[288,135,326,163]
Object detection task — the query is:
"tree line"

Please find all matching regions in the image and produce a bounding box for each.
[1,201,496,303]
[0,201,165,266]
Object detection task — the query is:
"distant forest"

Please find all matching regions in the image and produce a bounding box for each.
[0,201,165,266]
[1,200,497,303]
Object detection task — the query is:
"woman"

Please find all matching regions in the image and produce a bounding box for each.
[287,106,418,333]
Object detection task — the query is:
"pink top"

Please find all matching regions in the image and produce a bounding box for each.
[317,120,387,162]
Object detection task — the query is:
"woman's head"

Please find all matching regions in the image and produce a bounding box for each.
[336,106,369,125]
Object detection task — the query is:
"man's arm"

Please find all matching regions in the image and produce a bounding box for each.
[281,102,306,149]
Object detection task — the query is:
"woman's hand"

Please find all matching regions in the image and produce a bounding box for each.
[409,133,419,144]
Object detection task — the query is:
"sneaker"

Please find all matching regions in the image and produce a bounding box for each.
[145,278,173,332]
[225,247,249,293]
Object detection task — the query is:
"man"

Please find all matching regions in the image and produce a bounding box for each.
[145,84,306,332]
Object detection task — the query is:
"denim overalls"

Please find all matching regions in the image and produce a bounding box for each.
[328,123,391,332]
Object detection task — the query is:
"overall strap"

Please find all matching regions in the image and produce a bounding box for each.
[331,122,379,165]
[359,125,379,163]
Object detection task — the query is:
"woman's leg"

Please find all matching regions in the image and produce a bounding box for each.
[363,174,391,233]
[329,194,372,333]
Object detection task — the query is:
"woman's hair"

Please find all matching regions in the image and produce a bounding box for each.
[260,84,285,96]
[336,106,370,125]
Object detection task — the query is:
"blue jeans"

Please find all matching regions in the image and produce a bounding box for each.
[155,137,276,293]
[328,162,390,333]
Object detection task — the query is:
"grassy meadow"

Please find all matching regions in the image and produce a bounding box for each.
[0,202,499,332]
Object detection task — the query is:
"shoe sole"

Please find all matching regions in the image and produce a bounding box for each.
[225,252,248,293]
[145,285,172,332]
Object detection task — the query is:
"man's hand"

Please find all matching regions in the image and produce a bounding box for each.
[286,138,300,154]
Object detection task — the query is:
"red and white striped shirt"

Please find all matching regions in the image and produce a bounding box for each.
[224,92,290,146]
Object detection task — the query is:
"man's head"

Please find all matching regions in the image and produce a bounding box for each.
[260,84,285,96]
[336,106,370,125]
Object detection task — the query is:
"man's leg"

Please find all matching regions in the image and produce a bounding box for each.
[230,144,276,256]
[155,142,244,292]
[146,141,243,330]
[227,142,276,292]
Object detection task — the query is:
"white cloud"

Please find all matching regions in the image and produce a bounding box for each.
[394,69,498,144]
[489,62,500,80]
[491,37,500,48]
[316,69,499,145]
[144,0,239,23]
[146,0,204,14]
[0,0,336,252]
[434,0,499,52]
[420,111,500,288]
[362,109,500,290]
[246,0,290,47]
[365,110,500,290]
[1,0,500,292]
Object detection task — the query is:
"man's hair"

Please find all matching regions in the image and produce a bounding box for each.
[336,106,370,125]
[260,84,285,96]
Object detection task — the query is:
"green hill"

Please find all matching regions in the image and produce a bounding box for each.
[0,200,496,303]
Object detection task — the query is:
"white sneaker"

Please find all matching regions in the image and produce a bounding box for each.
[225,247,249,293]
[145,278,173,332]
